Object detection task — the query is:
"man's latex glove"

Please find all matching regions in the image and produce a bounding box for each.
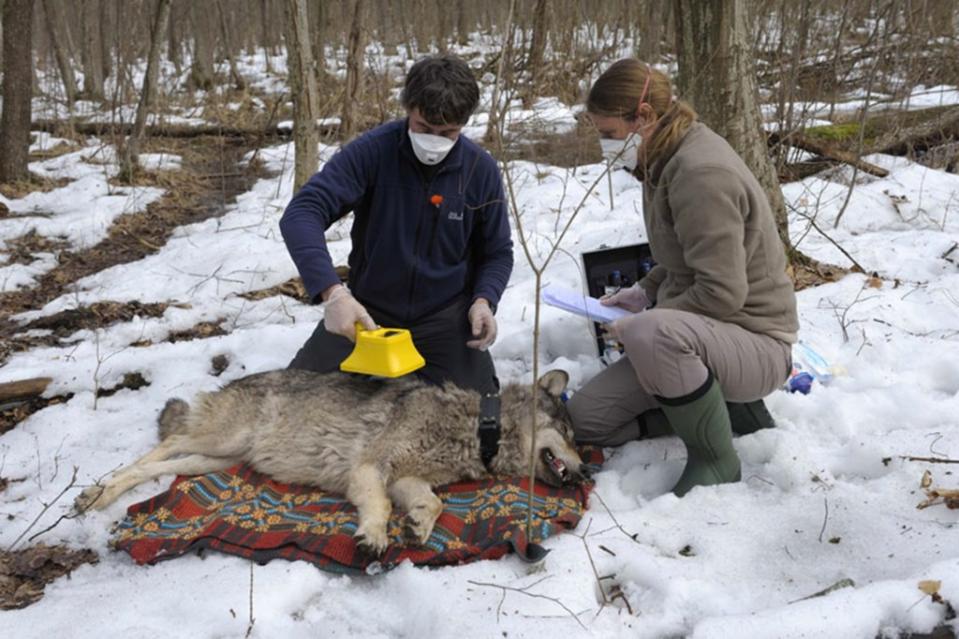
[466,299,497,351]
[600,282,650,313]
[324,286,376,341]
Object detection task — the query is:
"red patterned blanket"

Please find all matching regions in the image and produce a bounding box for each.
[113,448,602,574]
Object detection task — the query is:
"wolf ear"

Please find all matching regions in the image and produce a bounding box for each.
[537,370,569,397]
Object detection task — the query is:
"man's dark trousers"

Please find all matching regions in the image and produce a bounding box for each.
[288,296,498,394]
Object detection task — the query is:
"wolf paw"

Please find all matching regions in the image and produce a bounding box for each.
[354,522,389,555]
[404,503,440,545]
[74,485,106,513]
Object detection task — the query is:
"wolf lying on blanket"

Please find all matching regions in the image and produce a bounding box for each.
[75,369,587,554]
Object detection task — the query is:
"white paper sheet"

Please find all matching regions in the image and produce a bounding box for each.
[540,284,632,323]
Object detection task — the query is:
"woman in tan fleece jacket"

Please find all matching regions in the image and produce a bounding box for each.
[567,59,799,496]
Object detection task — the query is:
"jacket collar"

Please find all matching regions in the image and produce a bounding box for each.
[398,117,466,173]
[637,115,696,187]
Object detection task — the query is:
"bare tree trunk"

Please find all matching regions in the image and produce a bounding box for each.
[637,0,667,61]
[0,0,33,183]
[456,0,469,45]
[0,0,4,69]
[98,0,111,81]
[674,0,789,246]
[557,0,576,62]
[189,0,215,91]
[284,0,319,191]
[777,0,812,171]
[393,0,414,55]
[120,0,172,181]
[80,0,104,100]
[411,0,429,53]
[341,0,365,139]
[435,0,451,53]
[41,0,77,107]
[309,0,325,80]
[925,0,955,38]
[525,0,548,107]
[214,0,246,90]
[485,0,516,147]
[260,0,273,72]
[168,0,182,77]
[826,2,850,120]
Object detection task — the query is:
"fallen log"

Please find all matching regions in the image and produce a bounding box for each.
[873,105,959,156]
[32,119,272,138]
[769,130,889,177]
[779,158,837,182]
[914,141,959,172]
[30,119,340,139]
[0,377,52,403]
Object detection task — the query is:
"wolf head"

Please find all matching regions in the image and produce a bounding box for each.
[496,370,589,488]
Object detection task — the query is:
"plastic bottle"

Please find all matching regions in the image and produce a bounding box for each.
[602,271,625,365]
[794,341,838,383]
[638,257,655,277]
[786,369,814,394]
[782,342,844,394]
[604,270,623,297]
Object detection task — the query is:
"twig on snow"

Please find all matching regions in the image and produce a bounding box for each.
[245,561,256,638]
[570,518,608,616]
[467,576,587,630]
[7,466,79,551]
[818,496,829,543]
[789,578,856,604]
[900,455,959,465]
[788,200,866,273]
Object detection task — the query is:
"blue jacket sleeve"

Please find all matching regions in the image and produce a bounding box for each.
[279,137,376,303]
[470,159,514,310]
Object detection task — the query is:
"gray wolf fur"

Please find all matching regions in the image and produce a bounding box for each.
[75,369,587,554]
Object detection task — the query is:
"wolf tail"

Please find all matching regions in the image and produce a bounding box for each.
[157,398,190,440]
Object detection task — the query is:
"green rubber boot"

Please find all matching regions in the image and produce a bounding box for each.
[639,399,775,440]
[726,399,776,435]
[658,374,741,497]
[637,410,674,438]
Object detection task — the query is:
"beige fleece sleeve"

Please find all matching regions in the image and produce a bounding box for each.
[639,264,667,302]
[655,165,749,318]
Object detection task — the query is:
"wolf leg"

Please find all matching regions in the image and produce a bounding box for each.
[388,477,443,546]
[76,453,238,512]
[347,463,392,555]
[75,434,209,512]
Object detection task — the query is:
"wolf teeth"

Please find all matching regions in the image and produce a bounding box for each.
[542,449,569,480]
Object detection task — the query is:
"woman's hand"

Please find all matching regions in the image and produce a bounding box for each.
[600,283,650,313]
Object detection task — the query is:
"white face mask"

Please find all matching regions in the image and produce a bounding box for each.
[600,133,641,171]
[408,129,457,165]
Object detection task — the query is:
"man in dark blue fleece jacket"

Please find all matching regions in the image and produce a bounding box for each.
[280,55,513,394]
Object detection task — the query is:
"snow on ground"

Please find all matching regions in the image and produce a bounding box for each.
[0,142,166,293]
[28,132,74,154]
[462,95,581,140]
[136,152,183,173]
[3,30,959,638]
[1,127,957,637]
[760,83,959,129]
[784,154,959,281]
